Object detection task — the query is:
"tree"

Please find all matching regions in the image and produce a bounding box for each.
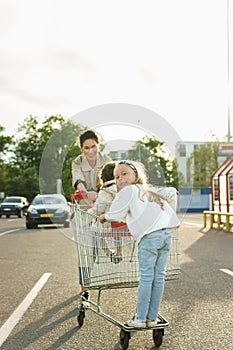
[61,142,81,200]
[189,142,219,187]
[7,115,86,200]
[12,115,42,170]
[0,125,12,155]
[0,125,13,195]
[6,167,40,201]
[128,136,179,188]
[39,118,85,197]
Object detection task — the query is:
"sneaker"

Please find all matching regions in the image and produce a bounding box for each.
[127,318,147,328]
[111,253,123,264]
[114,255,123,264]
[105,248,115,257]
[146,319,158,328]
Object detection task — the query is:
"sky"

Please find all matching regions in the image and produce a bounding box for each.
[0,0,232,147]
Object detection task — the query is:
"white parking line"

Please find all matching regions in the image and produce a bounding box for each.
[220,268,233,277]
[0,229,20,237]
[181,221,203,227]
[0,273,52,347]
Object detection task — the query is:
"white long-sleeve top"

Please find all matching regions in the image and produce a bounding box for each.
[152,186,178,211]
[105,184,180,243]
[88,182,117,215]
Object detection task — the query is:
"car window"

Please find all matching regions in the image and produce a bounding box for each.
[32,197,67,205]
[4,197,21,203]
[32,198,43,205]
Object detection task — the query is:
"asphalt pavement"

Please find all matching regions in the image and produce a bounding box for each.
[0,213,232,349]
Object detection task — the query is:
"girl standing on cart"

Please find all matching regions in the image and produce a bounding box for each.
[99,160,180,329]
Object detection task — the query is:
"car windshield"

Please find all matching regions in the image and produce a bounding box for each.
[32,197,66,205]
[4,197,21,203]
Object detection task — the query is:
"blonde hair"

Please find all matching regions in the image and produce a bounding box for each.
[115,160,167,205]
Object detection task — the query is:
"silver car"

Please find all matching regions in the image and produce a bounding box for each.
[25,194,70,229]
[0,196,29,218]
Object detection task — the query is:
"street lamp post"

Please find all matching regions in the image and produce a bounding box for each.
[227,0,231,142]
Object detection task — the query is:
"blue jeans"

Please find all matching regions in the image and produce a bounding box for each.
[136,228,172,322]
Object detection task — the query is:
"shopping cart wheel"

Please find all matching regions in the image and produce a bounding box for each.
[152,328,164,348]
[77,306,85,327]
[120,329,130,350]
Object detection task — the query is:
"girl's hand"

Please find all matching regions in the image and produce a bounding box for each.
[147,192,165,210]
[99,214,106,224]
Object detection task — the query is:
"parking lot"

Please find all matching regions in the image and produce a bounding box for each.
[0,213,232,349]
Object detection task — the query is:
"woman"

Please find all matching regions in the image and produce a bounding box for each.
[72,129,112,290]
[99,160,180,328]
[72,129,112,205]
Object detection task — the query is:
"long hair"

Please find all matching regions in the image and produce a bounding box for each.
[115,160,167,206]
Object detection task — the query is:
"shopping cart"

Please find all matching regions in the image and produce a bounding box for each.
[72,196,180,349]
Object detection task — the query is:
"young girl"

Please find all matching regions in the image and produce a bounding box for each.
[99,160,180,328]
[87,161,123,262]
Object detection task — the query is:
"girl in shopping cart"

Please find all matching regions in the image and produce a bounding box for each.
[99,160,180,329]
[87,160,123,263]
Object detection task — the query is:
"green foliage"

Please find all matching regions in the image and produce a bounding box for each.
[13,115,69,171]
[0,126,13,195]
[62,143,81,200]
[0,125,12,156]
[0,116,86,200]
[128,136,179,188]
[39,119,85,199]
[189,142,219,187]
[5,167,40,201]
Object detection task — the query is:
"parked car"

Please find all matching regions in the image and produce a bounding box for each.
[0,196,29,218]
[25,194,70,229]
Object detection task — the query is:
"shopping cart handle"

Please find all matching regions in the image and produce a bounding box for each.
[111,222,127,230]
[71,190,88,203]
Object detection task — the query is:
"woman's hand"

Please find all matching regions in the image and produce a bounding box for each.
[99,214,106,224]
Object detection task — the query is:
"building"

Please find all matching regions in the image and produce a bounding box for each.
[175,141,207,184]
[103,139,135,160]
[211,157,233,213]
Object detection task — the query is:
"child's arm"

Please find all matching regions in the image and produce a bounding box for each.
[87,189,114,215]
[100,186,130,223]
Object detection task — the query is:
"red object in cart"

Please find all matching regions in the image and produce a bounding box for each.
[71,190,88,203]
[111,221,127,230]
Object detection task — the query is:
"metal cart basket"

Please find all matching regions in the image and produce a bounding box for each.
[72,203,180,349]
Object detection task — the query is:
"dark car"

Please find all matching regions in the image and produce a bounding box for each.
[0,196,29,218]
[25,194,70,229]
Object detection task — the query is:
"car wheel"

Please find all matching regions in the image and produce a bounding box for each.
[26,223,37,229]
[6,214,10,218]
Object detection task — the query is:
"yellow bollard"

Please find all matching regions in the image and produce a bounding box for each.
[210,213,214,228]
[203,212,207,227]
[225,215,230,232]
[217,214,221,230]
